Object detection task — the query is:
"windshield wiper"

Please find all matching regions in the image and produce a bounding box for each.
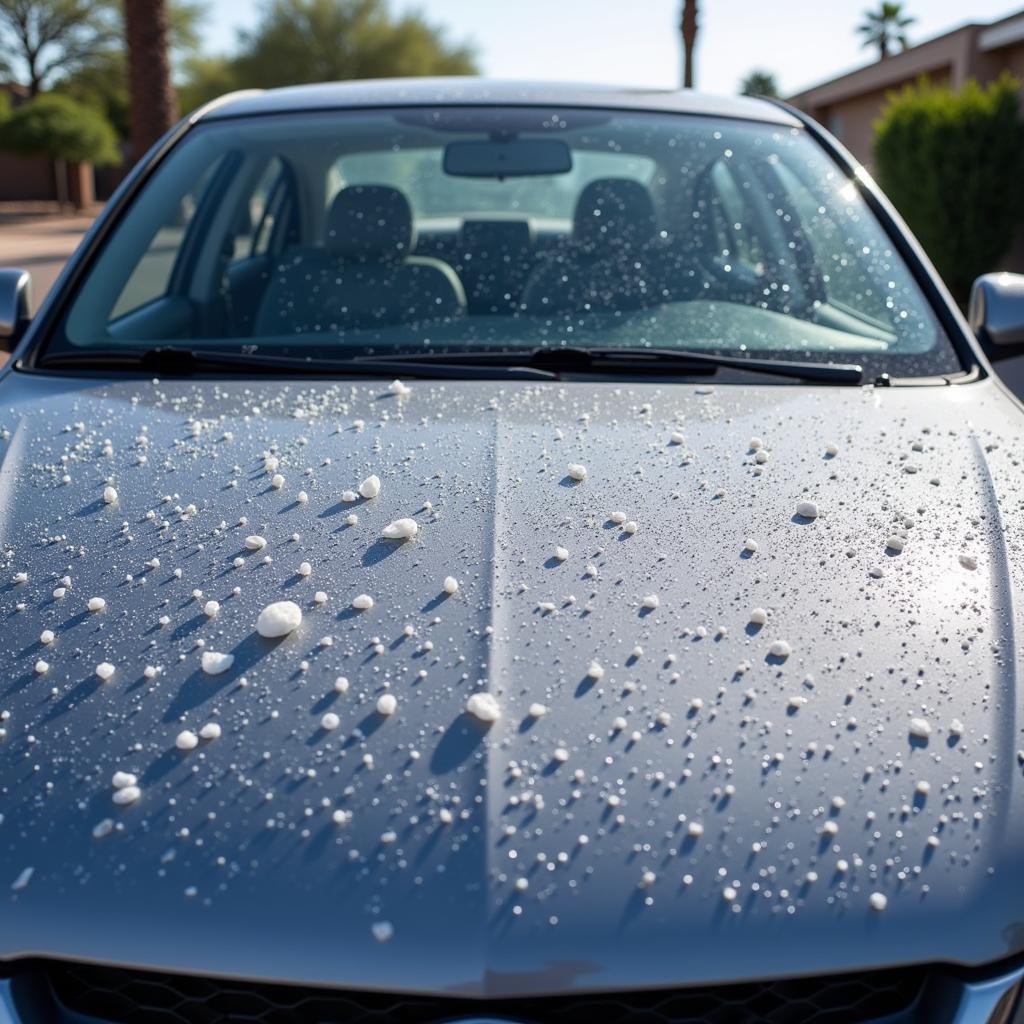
[36,345,863,385]
[35,347,558,380]
[359,346,865,384]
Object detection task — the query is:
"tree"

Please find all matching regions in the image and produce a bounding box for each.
[740,70,779,98]
[857,2,915,60]
[56,2,202,143]
[874,74,1024,305]
[225,0,476,91]
[0,92,119,205]
[0,0,120,97]
[57,48,128,138]
[680,0,698,89]
[124,0,176,159]
[0,91,118,162]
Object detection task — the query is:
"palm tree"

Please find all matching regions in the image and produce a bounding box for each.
[857,2,915,60]
[125,0,178,160]
[681,1,698,89]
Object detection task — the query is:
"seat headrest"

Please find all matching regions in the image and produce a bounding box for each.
[573,177,657,252]
[326,185,413,260]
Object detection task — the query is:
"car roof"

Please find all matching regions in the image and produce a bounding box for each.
[197,77,801,127]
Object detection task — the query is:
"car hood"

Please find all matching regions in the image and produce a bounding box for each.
[0,371,1023,997]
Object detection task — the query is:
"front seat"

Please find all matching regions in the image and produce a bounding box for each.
[255,184,465,336]
[519,177,664,315]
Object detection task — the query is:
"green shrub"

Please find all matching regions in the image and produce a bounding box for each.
[874,73,1024,306]
[0,93,120,166]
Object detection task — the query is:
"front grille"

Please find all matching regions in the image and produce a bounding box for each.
[36,959,928,1024]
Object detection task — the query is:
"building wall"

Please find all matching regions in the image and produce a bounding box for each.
[814,70,951,170]
[0,153,58,201]
[790,21,1024,275]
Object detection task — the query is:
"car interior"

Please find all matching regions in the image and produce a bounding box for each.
[61,109,934,361]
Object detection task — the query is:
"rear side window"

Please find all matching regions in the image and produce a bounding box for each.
[769,159,895,327]
[706,158,769,277]
[110,159,224,320]
[229,157,292,264]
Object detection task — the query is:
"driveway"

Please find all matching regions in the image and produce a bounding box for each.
[0,213,94,313]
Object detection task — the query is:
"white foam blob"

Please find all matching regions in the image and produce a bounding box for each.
[175,730,198,751]
[466,692,501,723]
[256,600,302,638]
[909,717,931,739]
[112,786,141,806]
[201,651,235,675]
[382,518,418,540]
[359,474,381,499]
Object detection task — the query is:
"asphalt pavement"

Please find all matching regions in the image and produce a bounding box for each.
[0,212,94,313]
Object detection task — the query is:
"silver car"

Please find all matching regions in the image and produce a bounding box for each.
[1,79,1024,1024]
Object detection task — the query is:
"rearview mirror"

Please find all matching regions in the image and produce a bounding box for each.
[0,268,32,351]
[969,272,1024,360]
[444,139,572,178]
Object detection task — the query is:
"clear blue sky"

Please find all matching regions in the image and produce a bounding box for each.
[203,0,1024,96]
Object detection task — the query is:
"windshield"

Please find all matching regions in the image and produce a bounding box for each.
[51,106,960,379]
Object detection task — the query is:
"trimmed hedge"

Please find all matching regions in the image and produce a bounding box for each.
[874,74,1024,305]
[0,93,120,167]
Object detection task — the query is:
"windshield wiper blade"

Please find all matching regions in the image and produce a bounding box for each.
[36,347,559,380]
[37,345,863,385]
[356,346,864,384]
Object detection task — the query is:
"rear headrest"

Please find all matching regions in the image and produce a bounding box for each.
[326,185,413,260]
[573,177,657,252]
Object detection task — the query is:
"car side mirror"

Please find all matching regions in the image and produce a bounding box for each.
[0,268,32,352]
[969,272,1024,361]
